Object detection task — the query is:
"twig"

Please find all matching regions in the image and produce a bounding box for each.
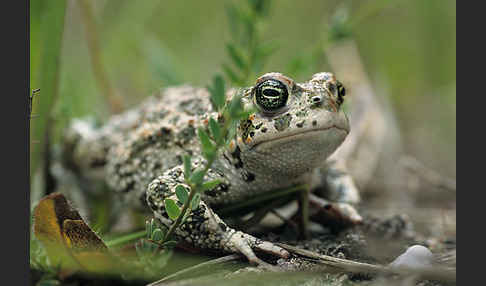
[29,89,40,120]
[400,155,456,192]
[77,0,123,114]
[146,254,241,286]
[276,243,456,283]
[218,184,305,216]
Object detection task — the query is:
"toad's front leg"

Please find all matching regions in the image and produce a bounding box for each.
[146,167,289,265]
[310,159,362,228]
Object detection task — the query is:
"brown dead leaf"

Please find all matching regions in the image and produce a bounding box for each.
[33,192,118,274]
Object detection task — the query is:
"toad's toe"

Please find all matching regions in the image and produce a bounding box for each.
[254,240,290,259]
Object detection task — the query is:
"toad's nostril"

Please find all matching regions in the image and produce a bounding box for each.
[311,96,322,104]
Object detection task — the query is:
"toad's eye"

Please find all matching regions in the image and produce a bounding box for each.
[254,79,289,112]
[336,81,346,105]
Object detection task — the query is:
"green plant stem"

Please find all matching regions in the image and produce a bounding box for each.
[105,230,147,248]
[218,184,305,215]
[162,120,231,244]
[147,254,242,286]
[161,158,215,244]
[30,0,67,177]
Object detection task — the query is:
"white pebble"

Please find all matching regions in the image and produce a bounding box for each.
[389,245,434,269]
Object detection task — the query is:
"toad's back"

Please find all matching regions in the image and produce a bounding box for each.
[62,86,216,207]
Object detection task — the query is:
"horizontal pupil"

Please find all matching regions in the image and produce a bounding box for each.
[262,88,280,98]
[255,79,288,111]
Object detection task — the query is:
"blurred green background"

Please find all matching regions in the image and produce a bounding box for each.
[30,0,456,189]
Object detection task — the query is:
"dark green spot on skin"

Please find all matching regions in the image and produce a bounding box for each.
[312,120,317,126]
[242,171,255,182]
[295,110,308,118]
[177,125,196,144]
[204,189,217,197]
[240,119,254,141]
[261,127,268,133]
[169,115,180,124]
[231,146,243,169]
[273,113,292,132]
[296,120,305,128]
[255,122,263,129]
[146,109,169,123]
[219,183,229,192]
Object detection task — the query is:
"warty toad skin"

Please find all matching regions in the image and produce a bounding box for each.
[62,72,362,264]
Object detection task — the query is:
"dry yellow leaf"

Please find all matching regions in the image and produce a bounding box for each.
[33,192,117,274]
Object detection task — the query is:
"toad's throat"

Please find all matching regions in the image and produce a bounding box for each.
[249,125,349,150]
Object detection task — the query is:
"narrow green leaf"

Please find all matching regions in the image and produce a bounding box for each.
[198,127,214,150]
[226,123,237,145]
[151,229,164,242]
[191,193,201,211]
[189,169,206,186]
[175,185,189,204]
[157,226,167,239]
[150,219,158,234]
[209,118,223,144]
[201,179,222,192]
[226,43,247,70]
[164,199,181,220]
[183,155,192,180]
[145,220,152,238]
[162,240,178,248]
[228,95,244,118]
[198,127,215,158]
[222,63,243,86]
[208,75,226,111]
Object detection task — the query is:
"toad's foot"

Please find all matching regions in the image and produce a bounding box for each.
[309,193,363,227]
[310,159,362,228]
[146,167,289,265]
[223,230,289,265]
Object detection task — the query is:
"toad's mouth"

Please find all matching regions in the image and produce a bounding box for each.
[249,124,349,151]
